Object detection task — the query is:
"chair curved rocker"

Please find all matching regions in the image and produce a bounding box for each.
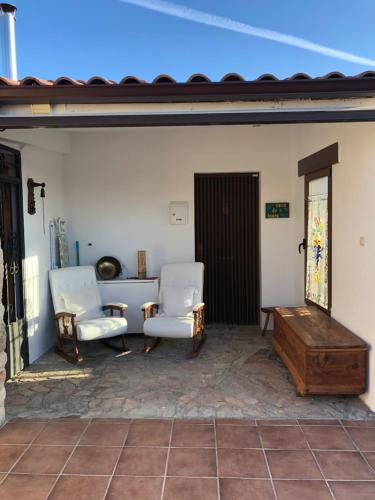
[142,262,206,357]
[49,266,129,364]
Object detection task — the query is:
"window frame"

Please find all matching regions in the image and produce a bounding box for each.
[304,166,332,314]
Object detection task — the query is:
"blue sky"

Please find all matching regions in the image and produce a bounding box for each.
[12,0,375,81]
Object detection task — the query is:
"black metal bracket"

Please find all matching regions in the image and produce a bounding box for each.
[27,178,45,215]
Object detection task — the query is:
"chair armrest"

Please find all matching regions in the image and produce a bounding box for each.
[193,303,205,336]
[103,303,128,317]
[193,303,205,313]
[103,303,128,311]
[142,302,158,320]
[141,302,158,311]
[54,311,77,339]
[54,311,76,320]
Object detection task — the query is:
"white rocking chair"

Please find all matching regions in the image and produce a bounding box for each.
[49,265,128,363]
[142,262,206,356]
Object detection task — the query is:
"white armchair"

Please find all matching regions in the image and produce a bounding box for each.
[49,266,128,363]
[142,262,206,356]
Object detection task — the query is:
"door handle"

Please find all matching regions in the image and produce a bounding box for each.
[298,238,306,254]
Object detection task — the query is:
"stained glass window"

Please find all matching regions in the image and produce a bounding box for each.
[306,176,329,310]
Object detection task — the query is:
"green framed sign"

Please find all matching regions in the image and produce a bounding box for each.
[265,202,290,219]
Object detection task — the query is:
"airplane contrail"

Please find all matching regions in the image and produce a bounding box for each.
[120,0,375,67]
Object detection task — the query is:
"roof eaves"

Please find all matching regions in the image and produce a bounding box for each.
[1,73,375,105]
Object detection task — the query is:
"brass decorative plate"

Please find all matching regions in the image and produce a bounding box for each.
[96,256,122,280]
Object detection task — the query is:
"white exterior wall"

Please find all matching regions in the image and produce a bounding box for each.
[21,145,68,362]
[65,125,303,310]
[0,130,70,363]
[292,122,375,411]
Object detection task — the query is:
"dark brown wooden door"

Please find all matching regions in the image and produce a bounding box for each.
[195,173,259,324]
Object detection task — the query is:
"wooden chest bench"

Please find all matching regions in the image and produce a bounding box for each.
[272,306,368,396]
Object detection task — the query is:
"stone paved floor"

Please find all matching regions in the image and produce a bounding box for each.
[5,326,375,420]
[1,418,375,499]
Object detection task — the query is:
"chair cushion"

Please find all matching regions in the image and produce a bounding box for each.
[144,316,194,338]
[76,316,127,341]
[49,266,103,316]
[158,263,204,308]
[62,286,103,321]
[162,286,196,317]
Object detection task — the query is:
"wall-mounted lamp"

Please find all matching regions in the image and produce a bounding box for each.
[27,178,46,215]
[27,178,47,234]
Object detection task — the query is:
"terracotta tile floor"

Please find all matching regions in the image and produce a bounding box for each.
[0,418,375,499]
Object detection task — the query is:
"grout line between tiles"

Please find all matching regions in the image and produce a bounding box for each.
[45,418,92,500]
[101,419,130,500]
[342,424,375,429]
[1,441,371,452]
[5,471,113,477]
[1,420,50,487]
[129,476,375,482]
[257,425,277,499]
[88,420,134,425]
[160,419,174,500]
[3,471,375,482]
[298,420,336,500]
[213,416,220,500]
[341,425,375,476]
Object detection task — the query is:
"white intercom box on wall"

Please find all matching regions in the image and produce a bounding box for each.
[169,202,189,225]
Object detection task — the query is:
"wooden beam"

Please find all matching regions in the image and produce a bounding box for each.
[298,142,339,177]
[0,111,375,130]
[0,78,375,105]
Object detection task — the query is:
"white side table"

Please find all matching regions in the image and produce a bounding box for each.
[98,278,159,334]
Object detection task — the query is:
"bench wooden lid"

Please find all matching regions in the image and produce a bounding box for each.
[274,306,367,349]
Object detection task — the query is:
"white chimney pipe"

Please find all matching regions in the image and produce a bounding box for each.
[0,3,17,80]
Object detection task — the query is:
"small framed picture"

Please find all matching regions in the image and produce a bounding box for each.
[265,202,290,219]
